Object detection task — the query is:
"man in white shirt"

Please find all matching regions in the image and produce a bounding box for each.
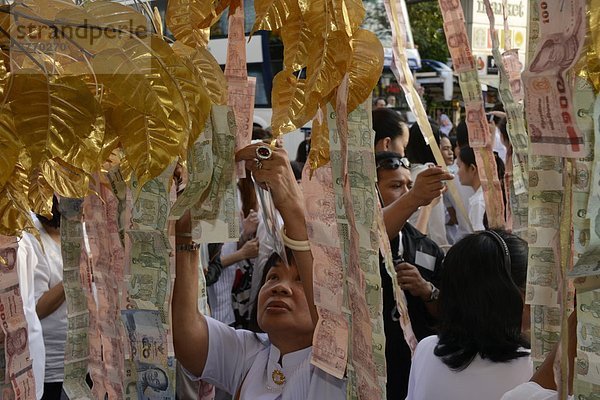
[16,232,47,400]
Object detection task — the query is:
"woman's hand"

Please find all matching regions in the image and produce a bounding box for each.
[235,144,304,221]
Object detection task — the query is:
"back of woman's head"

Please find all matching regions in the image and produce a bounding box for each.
[458,145,476,168]
[405,118,440,165]
[434,230,529,370]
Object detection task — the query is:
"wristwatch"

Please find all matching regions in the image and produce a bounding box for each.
[426,282,440,303]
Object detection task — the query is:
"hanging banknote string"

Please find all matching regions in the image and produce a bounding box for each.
[329,83,385,399]
[301,165,349,379]
[0,236,36,400]
[384,0,473,234]
[437,0,506,230]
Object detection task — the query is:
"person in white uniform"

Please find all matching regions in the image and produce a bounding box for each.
[16,232,47,400]
[172,144,346,400]
[407,230,532,400]
[32,206,68,400]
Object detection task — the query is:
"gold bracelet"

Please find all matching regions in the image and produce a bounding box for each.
[281,228,311,251]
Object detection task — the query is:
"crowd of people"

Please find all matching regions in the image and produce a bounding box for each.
[171,104,574,400]
[13,103,574,400]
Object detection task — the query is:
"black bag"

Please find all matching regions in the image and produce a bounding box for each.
[231,262,253,328]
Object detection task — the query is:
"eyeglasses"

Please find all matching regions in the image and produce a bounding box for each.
[376,157,410,171]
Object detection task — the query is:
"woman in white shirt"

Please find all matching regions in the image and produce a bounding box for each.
[172,144,346,400]
[407,230,532,400]
[456,146,505,232]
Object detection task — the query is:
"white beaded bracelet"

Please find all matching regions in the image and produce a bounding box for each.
[281,228,311,252]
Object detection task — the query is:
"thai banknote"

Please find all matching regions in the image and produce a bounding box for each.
[169,117,214,220]
[438,0,505,228]
[530,304,562,364]
[229,77,257,178]
[122,310,168,364]
[59,198,94,400]
[329,88,385,399]
[191,105,239,243]
[577,290,600,391]
[302,163,350,378]
[0,236,36,400]
[383,0,471,231]
[310,308,349,379]
[225,0,256,178]
[522,0,588,157]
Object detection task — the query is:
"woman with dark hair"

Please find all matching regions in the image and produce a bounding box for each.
[172,144,346,399]
[406,230,532,400]
[404,120,449,249]
[457,146,505,231]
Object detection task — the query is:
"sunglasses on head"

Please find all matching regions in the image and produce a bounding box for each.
[376,157,411,171]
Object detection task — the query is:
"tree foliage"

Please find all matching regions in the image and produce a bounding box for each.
[407,2,449,61]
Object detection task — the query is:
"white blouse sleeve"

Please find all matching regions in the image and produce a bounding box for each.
[196,317,267,394]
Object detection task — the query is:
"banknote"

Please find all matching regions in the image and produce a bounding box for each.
[169,117,214,220]
[0,237,35,400]
[302,165,345,311]
[587,96,600,247]
[530,305,562,364]
[329,90,386,399]
[383,0,471,232]
[59,198,94,399]
[229,77,257,178]
[107,166,128,246]
[122,310,168,364]
[134,358,176,400]
[191,106,239,243]
[577,291,600,391]
[522,0,588,157]
[131,164,174,232]
[311,308,349,379]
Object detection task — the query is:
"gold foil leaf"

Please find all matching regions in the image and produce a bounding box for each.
[588,0,600,92]
[0,157,34,237]
[345,29,383,113]
[84,1,150,35]
[279,2,309,71]
[47,75,105,174]
[20,0,80,20]
[122,36,190,139]
[28,168,54,217]
[7,72,51,167]
[91,48,169,119]
[304,29,352,110]
[173,42,228,105]
[111,105,183,190]
[0,106,21,188]
[41,158,90,199]
[252,0,294,33]
[271,70,311,136]
[53,7,118,54]
[166,0,230,46]
[330,0,365,36]
[308,105,330,171]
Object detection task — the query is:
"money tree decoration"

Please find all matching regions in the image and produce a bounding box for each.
[0,0,225,237]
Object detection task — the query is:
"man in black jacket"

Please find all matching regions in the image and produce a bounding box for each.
[376,151,448,399]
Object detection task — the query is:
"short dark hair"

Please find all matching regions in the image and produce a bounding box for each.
[434,230,529,371]
[372,108,407,145]
[458,146,476,168]
[455,120,469,148]
[405,118,440,165]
